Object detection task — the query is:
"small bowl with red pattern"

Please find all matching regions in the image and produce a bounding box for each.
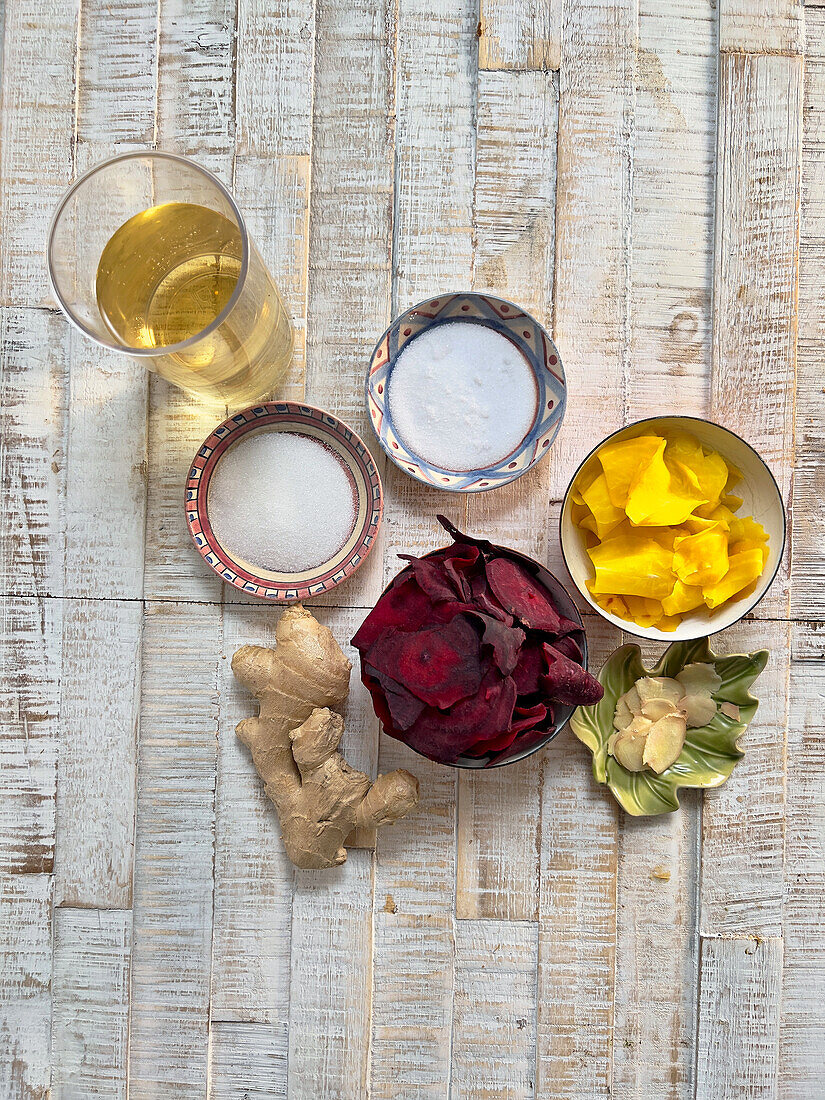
[186,402,383,602]
[366,292,566,492]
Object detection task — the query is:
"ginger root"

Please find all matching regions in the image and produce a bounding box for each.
[232,604,419,869]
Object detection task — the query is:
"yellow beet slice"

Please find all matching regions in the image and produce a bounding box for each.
[588,533,676,600]
[666,433,729,506]
[580,472,625,539]
[661,580,706,617]
[703,548,764,609]
[626,439,708,526]
[673,523,729,587]
[597,434,664,508]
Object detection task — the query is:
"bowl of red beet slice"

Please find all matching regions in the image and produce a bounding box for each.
[351,516,603,768]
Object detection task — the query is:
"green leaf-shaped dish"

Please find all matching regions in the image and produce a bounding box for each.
[570,638,768,816]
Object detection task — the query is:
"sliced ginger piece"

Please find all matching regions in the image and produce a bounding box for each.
[233,604,419,869]
[680,693,718,729]
[614,695,634,730]
[642,697,681,721]
[642,714,687,773]
[635,676,683,707]
[676,662,722,697]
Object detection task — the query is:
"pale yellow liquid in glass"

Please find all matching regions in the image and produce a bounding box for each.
[95,201,293,405]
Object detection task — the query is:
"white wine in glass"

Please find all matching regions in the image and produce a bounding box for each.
[49,152,294,406]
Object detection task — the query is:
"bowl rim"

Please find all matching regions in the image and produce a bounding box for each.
[367,541,589,769]
[185,401,383,602]
[365,290,567,493]
[558,414,787,641]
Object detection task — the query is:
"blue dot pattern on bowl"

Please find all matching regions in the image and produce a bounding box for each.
[366,293,567,493]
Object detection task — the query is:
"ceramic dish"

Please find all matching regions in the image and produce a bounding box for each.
[560,416,786,642]
[186,402,382,601]
[366,292,566,492]
[570,638,767,815]
[374,546,588,769]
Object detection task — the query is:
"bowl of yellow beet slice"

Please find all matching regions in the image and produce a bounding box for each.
[560,416,786,641]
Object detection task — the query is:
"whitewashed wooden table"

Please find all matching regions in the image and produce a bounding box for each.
[1,0,823,1096]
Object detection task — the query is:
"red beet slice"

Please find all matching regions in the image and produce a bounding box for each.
[465,702,548,758]
[363,663,426,730]
[491,720,556,765]
[469,570,513,623]
[512,639,546,696]
[552,632,584,664]
[472,613,525,676]
[398,554,461,603]
[365,615,484,709]
[541,644,604,706]
[352,576,437,652]
[402,671,518,763]
[486,557,576,634]
[442,543,481,601]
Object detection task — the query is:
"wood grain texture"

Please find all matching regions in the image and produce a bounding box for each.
[779,649,825,1096]
[288,852,373,1099]
[0,873,52,1100]
[209,1022,288,1099]
[536,619,620,1098]
[478,0,563,71]
[75,0,156,146]
[549,0,634,501]
[156,0,236,173]
[210,607,293,1026]
[451,919,539,1098]
[55,599,141,908]
[0,308,68,596]
[0,597,61,874]
[0,0,76,307]
[712,52,802,619]
[51,908,132,1100]
[128,602,221,1099]
[628,0,716,418]
[700,618,789,937]
[718,0,804,54]
[302,0,395,608]
[793,6,825,619]
[235,0,316,157]
[695,936,783,1099]
[457,68,558,922]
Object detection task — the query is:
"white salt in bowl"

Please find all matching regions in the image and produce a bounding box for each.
[186,402,383,601]
[366,292,566,492]
[559,416,787,642]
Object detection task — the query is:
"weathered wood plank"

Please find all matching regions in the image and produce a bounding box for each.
[536,617,620,1097]
[75,0,156,147]
[210,1022,288,1099]
[793,6,825,619]
[478,0,563,71]
[55,599,141,908]
[718,0,804,54]
[451,919,539,1098]
[210,606,293,1027]
[379,0,476,582]
[156,0,236,174]
[611,7,715,1093]
[627,0,716,418]
[0,596,61,874]
[288,852,374,1098]
[234,155,310,406]
[235,0,316,157]
[301,0,395,607]
[779,649,825,1095]
[0,308,68,597]
[128,602,221,1099]
[51,908,132,1099]
[0,0,76,307]
[0,874,52,1100]
[699,618,788,938]
[695,936,783,1098]
[548,0,634,502]
[712,52,802,619]
[456,69,558,922]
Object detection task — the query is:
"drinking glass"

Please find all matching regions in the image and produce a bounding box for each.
[48,150,294,406]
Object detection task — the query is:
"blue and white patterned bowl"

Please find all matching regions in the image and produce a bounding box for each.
[366,292,567,492]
